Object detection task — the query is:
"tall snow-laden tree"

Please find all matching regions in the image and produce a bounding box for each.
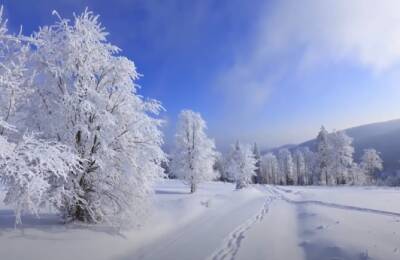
[260,152,279,184]
[220,153,234,182]
[171,110,217,193]
[20,9,166,225]
[214,152,226,182]
[252,142,261,184]
[316,126,331,185]
[226,142,256,189]
[293,149,306,185]
[330,131,354,184]
[360,149,383,184]
[301,147,316,185]
[277,148,294,185]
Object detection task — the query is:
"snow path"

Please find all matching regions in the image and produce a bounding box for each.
[222,185,400,260]
[273,186,400,218]
[270,186,400,260]
[207,195,275,260]
[122,188,269,260]
[234,195,305,260]
[125,184,400,260]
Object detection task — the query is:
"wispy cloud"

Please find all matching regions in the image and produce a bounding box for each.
[216,0,400,112]
[266,0,400,71]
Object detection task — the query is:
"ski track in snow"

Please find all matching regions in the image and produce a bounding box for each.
[207,194,275,260]
[273,186,400,218]
[208,185,400,260]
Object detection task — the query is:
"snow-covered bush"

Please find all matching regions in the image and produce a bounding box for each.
[360,149,383,184]
[225,142,256,189]
[381,171,400,186]
[171,110,217,193]
[0,131,82,225]
[347,163,367,185]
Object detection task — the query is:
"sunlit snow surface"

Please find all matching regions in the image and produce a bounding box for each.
[1,180,400,260]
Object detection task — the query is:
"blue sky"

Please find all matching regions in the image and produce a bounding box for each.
[2,0,400,150]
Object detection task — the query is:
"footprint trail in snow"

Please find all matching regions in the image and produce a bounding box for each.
[207,195,276,260]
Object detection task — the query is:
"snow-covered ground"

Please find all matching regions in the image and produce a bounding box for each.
[1,180,400,260]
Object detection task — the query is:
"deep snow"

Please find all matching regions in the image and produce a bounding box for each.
[1,180,400,260]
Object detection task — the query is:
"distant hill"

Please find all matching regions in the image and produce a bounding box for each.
[286,119,400,172]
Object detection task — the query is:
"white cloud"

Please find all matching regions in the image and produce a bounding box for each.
[216,0,400,112]
[265,0,400,71]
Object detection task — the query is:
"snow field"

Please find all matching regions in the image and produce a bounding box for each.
[1,180,400,260]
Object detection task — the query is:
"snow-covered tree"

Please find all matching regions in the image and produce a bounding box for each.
[301,147,317,185]
[252,142,261,184]
[171,110,217,193]
[226,142,256,189]
[260,152,279,184]
[277,148,294,185]
[1,9,166,225]
[293,149,306,185]
[214,152,226,181]
[316,126,331,185]
[360,149,383,184]
[314,127,357,185]
[330,131,354,184]
[218,153,233,182]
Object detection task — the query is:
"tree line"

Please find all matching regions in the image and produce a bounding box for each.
[252,127,383,186]
[170,116,384,192]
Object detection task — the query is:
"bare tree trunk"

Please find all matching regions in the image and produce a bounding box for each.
[325,169,329,185]
[190,182,197,193]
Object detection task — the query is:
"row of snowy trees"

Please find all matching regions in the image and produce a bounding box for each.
[170,110,258,192]
[169,114,385,193]
[0,8,165,226]
[256,127,383,186]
